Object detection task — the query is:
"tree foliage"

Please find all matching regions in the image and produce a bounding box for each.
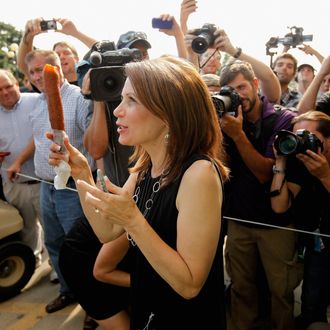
[0,21,23,83]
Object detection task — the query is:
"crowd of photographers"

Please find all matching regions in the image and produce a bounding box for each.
[0,0,330,329]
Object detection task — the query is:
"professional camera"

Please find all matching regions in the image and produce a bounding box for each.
[76,40,115,90]
[273,129,323,156]
[89,48,143,101]
[76,40,143,102]
[211,85,241,118]
[266,26,313,50]
[191,23,217,54]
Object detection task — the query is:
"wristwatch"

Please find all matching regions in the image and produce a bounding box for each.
[233,47,242,59]
[272,165,285,174]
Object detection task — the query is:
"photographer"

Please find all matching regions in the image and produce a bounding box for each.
[270,111,330,329]
[219,60,299,329]
[298,55,330,116]
[17,17,97,87]
[272,52,300,110]
[184,26,281,104]
[282,44,324,97]
[83,31,152,170]
[296,64,317,96]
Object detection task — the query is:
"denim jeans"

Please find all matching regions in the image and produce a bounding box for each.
[40,180,84,296]
[299,247,330,328]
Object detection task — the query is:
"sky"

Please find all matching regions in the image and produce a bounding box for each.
[1,0,329,71]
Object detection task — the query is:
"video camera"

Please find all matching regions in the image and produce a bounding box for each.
[76,40,143,102]
[266,26,313,54]
[211,85,241,118]
[273,129,323,156]
[89,48,143,101]
[191,23,217,54]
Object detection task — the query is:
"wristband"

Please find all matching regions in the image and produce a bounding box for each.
[272,165,285,174]
[269,189,281,198]
[233,47,242,59]
[270,178,286,198]
[81,91,92,100]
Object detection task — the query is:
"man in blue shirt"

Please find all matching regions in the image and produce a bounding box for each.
[0,69,43,267]
[11,49,95,314]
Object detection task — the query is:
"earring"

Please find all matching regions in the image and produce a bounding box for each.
[165,133,170,144]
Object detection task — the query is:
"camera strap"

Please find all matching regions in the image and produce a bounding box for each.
[198,49,219,71]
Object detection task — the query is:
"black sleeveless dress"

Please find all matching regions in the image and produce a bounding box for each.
[130,154,226,330]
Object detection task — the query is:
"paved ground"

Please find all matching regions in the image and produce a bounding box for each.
[0,254,329,329]
[0,259,94,330]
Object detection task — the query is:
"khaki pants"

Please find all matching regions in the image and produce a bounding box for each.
[225,220,303,330]
[3,181,43,263]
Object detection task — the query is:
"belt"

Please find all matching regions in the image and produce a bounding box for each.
[20,180,40,185]
[43,176,75,185]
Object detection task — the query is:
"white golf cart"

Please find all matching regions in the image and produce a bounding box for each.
[0,198,36,301]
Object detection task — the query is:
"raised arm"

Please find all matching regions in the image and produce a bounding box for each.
[81,70,109,159]
[297,55,330,114]
[183,31,200,69]
[83,101,109,159]
[214,28,281,103]
[297,43,324,64]
[54,18,97,48]
[154,14,188,59]
[179,0,197,35]
[17,18,44,75]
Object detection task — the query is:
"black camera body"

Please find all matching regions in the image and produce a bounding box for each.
[274,129,323,156]
[89,48,142,102]
[89,48,142,67]
[211,85,241,118]
[191,23,217,54]
[40,20,57,31]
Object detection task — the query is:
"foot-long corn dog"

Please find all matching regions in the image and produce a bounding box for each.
[43,64,65,131]
[43,64,71,189]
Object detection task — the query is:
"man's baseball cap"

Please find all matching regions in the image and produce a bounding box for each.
[117,31,151,49]
[297,63,316,72]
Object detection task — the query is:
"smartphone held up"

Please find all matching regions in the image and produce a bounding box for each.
[152,18,173,30]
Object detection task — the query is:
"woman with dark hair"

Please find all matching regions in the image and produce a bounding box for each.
[49,55,229,329]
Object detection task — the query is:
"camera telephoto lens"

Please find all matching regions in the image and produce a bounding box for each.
[90,67,125,101]
[192,36,209,54]
[277,135,298,155]
[103,76,117,90]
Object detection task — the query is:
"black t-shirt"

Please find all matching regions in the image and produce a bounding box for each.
[286,156,330,250]
[223,103,293,228]
[69,80,78,86]
[316,91,330,115]
[103,101,134,186]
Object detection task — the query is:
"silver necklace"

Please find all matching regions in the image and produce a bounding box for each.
[126,169,164,246]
